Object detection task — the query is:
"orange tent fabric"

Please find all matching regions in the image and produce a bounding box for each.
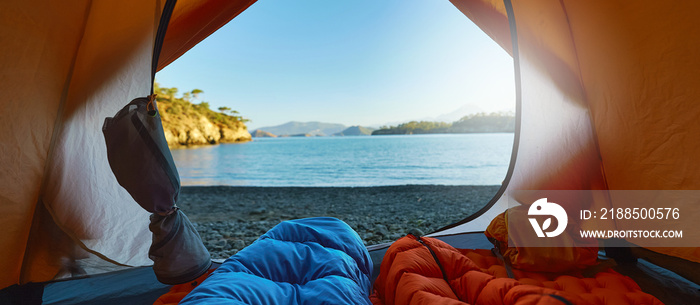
[440,0,700,264]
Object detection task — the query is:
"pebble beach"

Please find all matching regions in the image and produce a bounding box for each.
[177,185,501,259]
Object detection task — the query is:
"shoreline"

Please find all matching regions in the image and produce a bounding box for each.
[177,185,501,259]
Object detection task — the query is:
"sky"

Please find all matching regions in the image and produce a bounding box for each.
[156,0,515,130]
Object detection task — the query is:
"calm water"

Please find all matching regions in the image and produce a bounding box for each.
[171,133,513,186]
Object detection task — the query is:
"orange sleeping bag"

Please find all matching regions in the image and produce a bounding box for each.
[370,235,663,305]
[153,269,215,305]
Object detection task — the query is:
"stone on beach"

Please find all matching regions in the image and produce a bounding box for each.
[177,185,500,259]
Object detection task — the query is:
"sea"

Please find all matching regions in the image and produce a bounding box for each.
[170,133,514,187]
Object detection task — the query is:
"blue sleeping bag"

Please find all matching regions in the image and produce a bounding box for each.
[180,217,373,304]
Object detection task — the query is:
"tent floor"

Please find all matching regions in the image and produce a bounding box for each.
[0,265,171,305]
[613,259,700,304]
[2,233,698,304]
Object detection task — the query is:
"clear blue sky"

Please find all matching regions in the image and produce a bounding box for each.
[156,0,515,130]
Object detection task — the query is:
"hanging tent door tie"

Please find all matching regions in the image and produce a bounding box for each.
[102,0,212,285]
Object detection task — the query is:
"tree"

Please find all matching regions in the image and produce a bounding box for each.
[153,82,249,127]
[166,87,178,101]
[198,102,210,110]
[217,106,240,116]
[191,89,203,100]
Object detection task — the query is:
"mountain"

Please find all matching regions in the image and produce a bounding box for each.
[252,130,277,138]
[333,126,375,136]
[371,104,486,128]
[433,104,485,122]
[279,133,314,137]
[253,121,346,137]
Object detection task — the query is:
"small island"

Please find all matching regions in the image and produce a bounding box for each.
[154,85,514,145]
[372,112,515,135]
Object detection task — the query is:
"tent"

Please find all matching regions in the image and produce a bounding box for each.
[1,0,698,303]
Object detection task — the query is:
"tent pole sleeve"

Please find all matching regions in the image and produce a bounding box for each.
[150,0,177,95]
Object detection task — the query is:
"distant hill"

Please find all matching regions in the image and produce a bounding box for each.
[372,112,515,135]
[372,104,492,128]
[253,121,346,136]
[433,104,485,123]
[252,130,276,138]
[279,133,314,137]
[333,126,375,136]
